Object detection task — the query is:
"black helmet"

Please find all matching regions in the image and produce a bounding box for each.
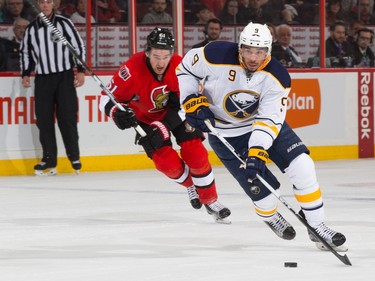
[146,27,175,50]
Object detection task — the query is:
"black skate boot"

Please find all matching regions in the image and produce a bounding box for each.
[186,186,202,209]
[298,210,347,251]
[34,160,56,176]
[264,212,296,240]
[204,201,231,224]
[309,222,347,250]
[71,160,82,174]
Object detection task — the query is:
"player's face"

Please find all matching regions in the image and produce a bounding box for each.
[239,46,268,71]
[148,49,172,75]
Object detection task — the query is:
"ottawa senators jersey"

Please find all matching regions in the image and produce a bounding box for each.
[100,52,182,125]
[176,41,291,150]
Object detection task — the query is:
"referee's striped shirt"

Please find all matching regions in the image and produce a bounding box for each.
[20,13,86,76]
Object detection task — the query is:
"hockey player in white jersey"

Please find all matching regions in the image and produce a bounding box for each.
[176,22,347,249]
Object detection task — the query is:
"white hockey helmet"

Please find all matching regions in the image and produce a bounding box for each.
[238,22,272,54]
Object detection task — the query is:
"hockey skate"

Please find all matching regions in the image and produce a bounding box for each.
[186,186,202,209]
[264,212,296,240]
[71,160,82,174]
[308,222,347,252]
[34,161,56,176]
[204,201,231,224]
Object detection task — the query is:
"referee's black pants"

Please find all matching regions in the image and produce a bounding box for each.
[34,69,79,165]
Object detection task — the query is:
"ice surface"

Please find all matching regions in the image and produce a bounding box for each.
[0,159,374,280]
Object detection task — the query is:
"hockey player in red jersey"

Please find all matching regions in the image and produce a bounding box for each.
[99,27,231,222]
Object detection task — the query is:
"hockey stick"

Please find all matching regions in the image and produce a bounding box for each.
[204,120,352,266]
[27,0,146,137]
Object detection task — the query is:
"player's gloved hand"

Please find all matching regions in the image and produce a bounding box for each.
[110,104,137,130]
[183,94,215,132]
[245,147,269,181]
[137,121,170,154]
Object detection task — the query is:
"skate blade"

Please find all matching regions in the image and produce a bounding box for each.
[212,215,231,224]
[35,168,57,176]
[315,242,348,252]
[74,170,80,175]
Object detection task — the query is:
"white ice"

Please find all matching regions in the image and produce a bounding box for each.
[0,159,374,281]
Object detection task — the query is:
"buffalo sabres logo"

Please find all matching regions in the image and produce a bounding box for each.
[250,185,261,195]
[223,91,259,120]
[149,85,170,112]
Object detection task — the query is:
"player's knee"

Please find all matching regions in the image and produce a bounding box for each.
[180,138,209,169]
[286,153,317,189]
[152,146,184,178]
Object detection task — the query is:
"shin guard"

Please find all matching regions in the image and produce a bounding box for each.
[152,146,194,188]
[180,139,218,204]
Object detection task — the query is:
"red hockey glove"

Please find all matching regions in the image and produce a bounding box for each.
[109,104,137,130]
[137,121,170,155]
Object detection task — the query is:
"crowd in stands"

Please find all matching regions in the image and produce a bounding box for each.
[1,0,375,70]
[0,0,373,26]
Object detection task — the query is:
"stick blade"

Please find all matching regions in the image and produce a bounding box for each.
[340,254,352,266]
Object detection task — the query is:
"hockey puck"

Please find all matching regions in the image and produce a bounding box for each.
[284,262,297,268]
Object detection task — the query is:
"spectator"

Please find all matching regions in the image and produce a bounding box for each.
[219,0,239,24]
[0,37,19,71]
[92,0,121,23]
[346,0,375,24]
[20,0,86,175]
[341,0,357,12]
[266,22,278,42]
[70,0,96,24]
[325,0,346,25]
[202,0,226,18]
[192,18,223,49]
[54,0,75,17]
[0,17,29,71]
[116,0,128,22]
[282,0,317,25]
[0,0,5,23]
[316,20,353,67]
[195,4,215,25]
[3,0,34,23]
[351,28,375,67]
[141,0,173,24]
[262,0,286,24]
[12,16,29,43]
[271,24,304,67]
[346,19,364,46]
[237,0,273,24]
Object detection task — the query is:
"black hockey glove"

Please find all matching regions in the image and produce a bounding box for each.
[182,94,215,132]
[137,121,170,155]
[109,104,137,130]
[245,147,269,181]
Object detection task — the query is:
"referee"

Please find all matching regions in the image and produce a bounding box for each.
[20,0,86,175]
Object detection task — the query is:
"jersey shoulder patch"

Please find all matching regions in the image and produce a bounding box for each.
[264,58,291,88]
[203,41,240,66]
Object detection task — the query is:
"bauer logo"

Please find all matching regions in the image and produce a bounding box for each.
[285,79,321,128]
